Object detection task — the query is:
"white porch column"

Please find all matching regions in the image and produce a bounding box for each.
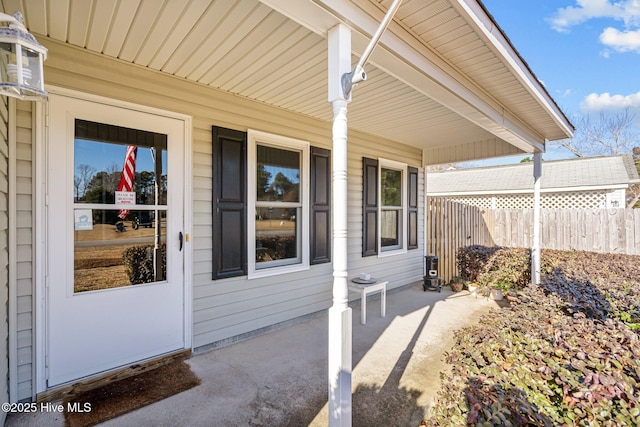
[532,152,542,285]
[327,23,352,427]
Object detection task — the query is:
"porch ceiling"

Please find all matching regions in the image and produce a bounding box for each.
[8,0,573,163]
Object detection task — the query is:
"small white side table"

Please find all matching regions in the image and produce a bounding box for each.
[349,280,388,325]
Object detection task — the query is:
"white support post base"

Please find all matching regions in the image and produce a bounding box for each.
[328,305,352,425]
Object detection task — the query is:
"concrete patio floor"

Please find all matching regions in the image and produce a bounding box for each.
[6,283,501,427]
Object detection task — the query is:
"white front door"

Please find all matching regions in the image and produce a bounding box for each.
[46,93,186,387]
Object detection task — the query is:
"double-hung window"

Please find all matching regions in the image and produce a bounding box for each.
[212,126,330,280]
[380,164,404,251]
[248,131,309,278]
[362,157,419,257]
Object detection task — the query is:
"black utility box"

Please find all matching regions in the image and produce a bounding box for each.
[423,255,442,292]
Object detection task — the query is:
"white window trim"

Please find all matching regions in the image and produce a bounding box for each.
[378,158,408,257]
[247,130,310,279]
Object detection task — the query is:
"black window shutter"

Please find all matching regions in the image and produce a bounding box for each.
[362,157,378,257]
[310,147,331,264]
[212,126,247,279]
[408,166,419,250]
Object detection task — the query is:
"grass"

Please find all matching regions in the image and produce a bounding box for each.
[74,245,132,292]
[74,223,160,292]
[74,266,130,293]
[74,222,160,241]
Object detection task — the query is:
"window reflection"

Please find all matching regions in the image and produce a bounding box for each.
[381,210,399,247]
[74,120,167,206]
[381,167,402,250]
[381,168,401,206]
[74,209,167,292]
[73,120,169,293]
[256,145,299,202]
[254,144,302,268]
[255,207,299,265]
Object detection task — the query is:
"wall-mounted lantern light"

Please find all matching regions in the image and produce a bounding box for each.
[0,11,47,101]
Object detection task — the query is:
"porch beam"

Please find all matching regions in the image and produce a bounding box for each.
[531,152,542,285]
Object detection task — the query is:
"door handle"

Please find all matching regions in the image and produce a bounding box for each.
[179,231,184,251]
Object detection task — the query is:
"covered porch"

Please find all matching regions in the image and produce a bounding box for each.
[6,284,500,426]
[0,0,573,418]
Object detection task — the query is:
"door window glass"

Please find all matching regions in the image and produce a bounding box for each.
[73,120,168,292]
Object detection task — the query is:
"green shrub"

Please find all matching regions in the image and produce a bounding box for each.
[425,248,640,426]
[122,244,166,285]
[457,245,531,291]
[456,245,501,282]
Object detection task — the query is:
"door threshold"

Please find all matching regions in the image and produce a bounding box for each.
[37,348,191,403]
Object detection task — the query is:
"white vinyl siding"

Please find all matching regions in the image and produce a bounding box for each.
[13,40,425,397]
[15,100,34,401]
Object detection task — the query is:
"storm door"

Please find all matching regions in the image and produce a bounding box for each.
[46,93,186,387]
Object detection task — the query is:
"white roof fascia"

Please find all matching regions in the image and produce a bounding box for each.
[260,0,546,154]
[452,0,574,139]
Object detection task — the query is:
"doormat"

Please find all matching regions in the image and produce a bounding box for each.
[63,360,201,427]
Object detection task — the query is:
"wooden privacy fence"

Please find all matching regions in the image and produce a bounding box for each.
[426,198,495,282]
[426,197,640,282]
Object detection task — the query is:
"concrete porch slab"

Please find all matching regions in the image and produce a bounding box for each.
[6,283,500,426]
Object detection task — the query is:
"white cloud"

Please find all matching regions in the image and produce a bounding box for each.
[548,1,640,54]
[556,89,573,97]
[599,27,640,51]
[580,91,640,112]
[548,0,630,32]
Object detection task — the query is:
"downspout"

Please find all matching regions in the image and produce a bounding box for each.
[531,152,542,285]
[327,1,403,425]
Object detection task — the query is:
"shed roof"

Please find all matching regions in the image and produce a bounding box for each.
[426,155,640,195]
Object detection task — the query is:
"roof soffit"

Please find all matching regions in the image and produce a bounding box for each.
[448,0,574,139]
[17,0,572,157]
[266,0,550,152]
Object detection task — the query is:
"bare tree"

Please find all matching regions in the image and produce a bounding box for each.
[554,108,639,158]
[74,164,96,201]
[552,109,640,208]
[74,176,82,201]
[102,162,121,193]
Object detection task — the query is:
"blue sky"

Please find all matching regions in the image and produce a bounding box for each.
[467,0,640,165]
[74,139,164,177]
